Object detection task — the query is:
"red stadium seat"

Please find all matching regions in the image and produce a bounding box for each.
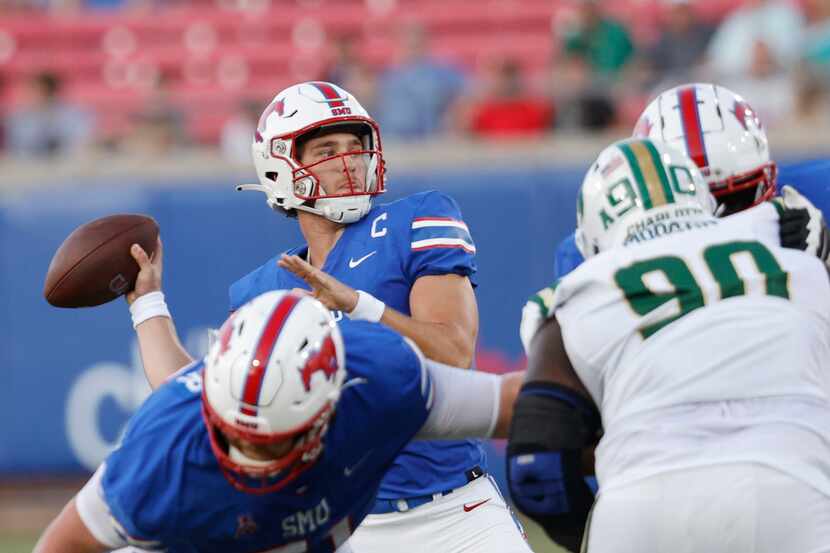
[0,0,747,145]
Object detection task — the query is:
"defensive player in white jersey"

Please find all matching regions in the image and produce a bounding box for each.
[508,137,830,552]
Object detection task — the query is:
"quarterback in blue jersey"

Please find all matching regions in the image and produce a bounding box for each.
[35,291,525,553]
[229,82,528,552]
[110,82,526,552]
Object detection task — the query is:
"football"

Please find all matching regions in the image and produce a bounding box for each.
[44,214,159,308]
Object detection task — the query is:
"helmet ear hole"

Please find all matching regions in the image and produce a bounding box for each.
[265,172,278,182]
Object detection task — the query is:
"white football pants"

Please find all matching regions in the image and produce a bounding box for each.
[584,463,830,553]
[347,475,531,553]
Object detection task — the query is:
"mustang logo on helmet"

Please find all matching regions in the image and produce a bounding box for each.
[254,101,275,143]
[217,314,237,357]
[255,97,297,143]
[731,100,761,132]
[274,98,285,117]
[299,336,339,392]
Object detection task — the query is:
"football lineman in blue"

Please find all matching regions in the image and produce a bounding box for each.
[229,82,528,552]
[35,291,525,553]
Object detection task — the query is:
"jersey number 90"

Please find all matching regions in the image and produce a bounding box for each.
[614,240,789,338]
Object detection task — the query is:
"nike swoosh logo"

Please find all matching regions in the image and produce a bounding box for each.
[344,450,373,477]
[342,377,368,391]
[463,498,492,512]
[348,251,377,269]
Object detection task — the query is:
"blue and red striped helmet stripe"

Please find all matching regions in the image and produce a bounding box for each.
[239,294,302,416]
[309,82,345,108]
[677,86,709,170]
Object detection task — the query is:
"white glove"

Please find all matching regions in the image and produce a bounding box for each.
[773,185,830,265]
[519,285,558,355]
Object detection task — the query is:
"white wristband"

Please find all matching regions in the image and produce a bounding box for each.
[347,290,386,322]
[129,291,171,329]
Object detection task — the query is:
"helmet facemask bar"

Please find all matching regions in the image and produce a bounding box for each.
[201,387,336,495]
[244,82,387,224]
[277,116,386,223]
[708,161,777,216]
[200,290,347,495]
[289,147,386,203]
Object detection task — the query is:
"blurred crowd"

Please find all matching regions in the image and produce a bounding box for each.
[1,0,829,163]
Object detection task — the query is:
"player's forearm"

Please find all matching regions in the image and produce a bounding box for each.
[381,307,475,367]
[135,317,194,389]
[492,371,525,438]
[34,500,110,553]
[416,360,501,440]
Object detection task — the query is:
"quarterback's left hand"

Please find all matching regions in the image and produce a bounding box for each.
[278,255,359,312]
[774,185,830,265]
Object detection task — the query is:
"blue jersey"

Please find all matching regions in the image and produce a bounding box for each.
[551,159,830,279]
[553,233,583,279]
[96,321,431,552]
[230,191,485,499]
[779,158,830,215]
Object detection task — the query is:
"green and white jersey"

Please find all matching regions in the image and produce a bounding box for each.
[553,202,830,495]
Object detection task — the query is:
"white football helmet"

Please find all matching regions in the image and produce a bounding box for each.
[633,83,776,216]
[575,137,716,258]
[201,290,346,494]
[238,81,386,224]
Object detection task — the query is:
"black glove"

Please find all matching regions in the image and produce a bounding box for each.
[773,185,830,266]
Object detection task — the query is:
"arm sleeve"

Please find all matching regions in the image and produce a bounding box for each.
[415,358,501,440]
[407,191,478,286]
[79,458,167,551]
[74,464,128,550]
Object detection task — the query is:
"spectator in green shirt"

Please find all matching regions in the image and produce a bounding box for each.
[562,0,635,79]
[553,1,634,130]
